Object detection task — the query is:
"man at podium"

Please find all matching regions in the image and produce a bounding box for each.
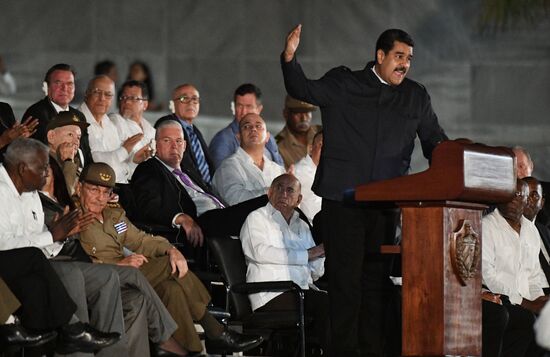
[281,26,447,356]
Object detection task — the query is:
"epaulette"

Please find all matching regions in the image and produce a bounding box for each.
[107,201,122,208]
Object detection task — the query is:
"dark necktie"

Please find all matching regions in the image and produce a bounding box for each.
[172,168,224,208]
[184,126,211,184]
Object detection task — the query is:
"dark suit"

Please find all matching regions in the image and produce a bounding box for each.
[0,247,76,330]
[536,221,550,293]
[130,157,267,240]
[0,102,16,161]
[155,114,214,189]
[282,55,447,356]
[22,97,93,165]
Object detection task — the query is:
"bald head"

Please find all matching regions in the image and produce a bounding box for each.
[268,174,302,220]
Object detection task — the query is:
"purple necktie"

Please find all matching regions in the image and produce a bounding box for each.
[172,169,224,208]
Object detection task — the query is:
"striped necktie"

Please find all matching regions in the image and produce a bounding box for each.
[184,126,211,184]
[172,168,224,208]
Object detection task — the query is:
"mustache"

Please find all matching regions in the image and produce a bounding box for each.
[395,66,407,73]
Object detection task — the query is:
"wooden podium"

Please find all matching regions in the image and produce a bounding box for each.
[354,140,516,357]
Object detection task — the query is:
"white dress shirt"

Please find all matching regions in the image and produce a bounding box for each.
[535,299,550,349]
[110,113,155,179]
[240,203,325,311]
[294,155,321,223]
[212,147,285,205]
[80,103,131,183]
[482,209,546,305]
[0,165,63,257]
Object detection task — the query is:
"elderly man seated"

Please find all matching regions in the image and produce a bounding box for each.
[240,173,328,353]
[46,111,90,195]
[212,113,285,206]
[77,162,263,356]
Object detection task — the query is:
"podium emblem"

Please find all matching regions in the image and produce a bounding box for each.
[450,220,480,286]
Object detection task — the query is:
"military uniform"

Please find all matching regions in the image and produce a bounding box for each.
[79,206,211,352]
[275,124,321,168]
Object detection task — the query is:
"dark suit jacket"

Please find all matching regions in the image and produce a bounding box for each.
[131,156,269,238]
[22,97,93,165]
[0,102,16,161]
[535,221,550,290]
[282,56,448,201]
[131,157,201,228]
[155,114,214,189]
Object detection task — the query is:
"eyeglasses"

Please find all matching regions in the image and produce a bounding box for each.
[174,95,200,104]
[119,95,146,102]
[84,183,113,197]
[90,88,114,99]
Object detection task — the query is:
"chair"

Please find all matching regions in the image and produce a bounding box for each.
[207,235,307,357]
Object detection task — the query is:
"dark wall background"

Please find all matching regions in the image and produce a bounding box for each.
[1,0,549,178]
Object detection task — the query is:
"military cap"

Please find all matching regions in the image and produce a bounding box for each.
[46,111,90,132]
[284,95,317,113]
[79,162,116,188]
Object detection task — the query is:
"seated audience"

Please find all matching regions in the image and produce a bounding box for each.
[46,111,89,195]
[109,80,155,178]
[0,138,142,356]
[482,179,547,357]
[22,63,93,165]
[79,75,144,183]
[39,145,184,356]
[0,247,119,353]
[130,120,268,248]
[155,84,214,189]
[126,61,162,111]
[294,130,323,223]
[77,162,263,355]
[275,95,320,168]
[209,83,283,168]
[240,173,328,352]
[0,101,38,160]
[212,113,285,205]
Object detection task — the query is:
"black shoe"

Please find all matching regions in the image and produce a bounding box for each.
[206,329,263,353]
[56,322,120,354]
[0,323,57,350]
[150,343,186,357]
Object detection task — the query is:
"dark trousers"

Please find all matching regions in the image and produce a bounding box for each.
[322,199,399,357]
[256,289,330,353]
[482,299,536,357]
[0,247,76,331]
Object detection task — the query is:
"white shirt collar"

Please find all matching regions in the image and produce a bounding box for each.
[371,65,389,85]
[50,99,69,112]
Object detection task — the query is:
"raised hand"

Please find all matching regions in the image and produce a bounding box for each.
[57,141,78,162]
[122,133,144,153]
[283,24,302,62]
[49,209,82,242]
